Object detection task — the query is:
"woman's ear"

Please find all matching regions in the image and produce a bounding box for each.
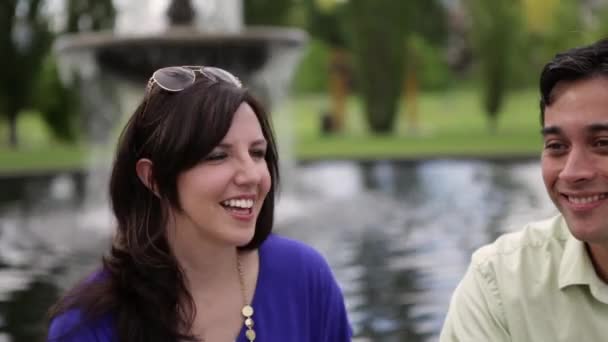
[136,158,159,196]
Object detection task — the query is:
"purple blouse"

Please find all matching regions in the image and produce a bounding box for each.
[48,234,352,341]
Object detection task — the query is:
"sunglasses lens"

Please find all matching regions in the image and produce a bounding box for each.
[153,67,196,91]
[203,67,242,88]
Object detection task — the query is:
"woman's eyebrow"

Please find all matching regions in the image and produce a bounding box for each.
[217,139,267,148]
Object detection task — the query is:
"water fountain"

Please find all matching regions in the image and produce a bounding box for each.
[55,0,306,149]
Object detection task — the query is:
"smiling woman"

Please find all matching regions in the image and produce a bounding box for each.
[45,66,352,342]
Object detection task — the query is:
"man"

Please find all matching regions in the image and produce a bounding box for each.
[440,39,608,341]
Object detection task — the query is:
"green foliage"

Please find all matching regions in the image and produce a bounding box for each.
[511,0,584,87]
[404,1,450,90]
[244,0,296,26]
[304,0,348,47]
[343,0,410,133]
[467,0,523,131]
[0,0,53,147]
[407,34,452,91]
[402,0,447,46]
[0,0,115,148]
[337,0,448,133]
[66,0,115,32]
[33,54,80,142]
[595,6,608,37]
[292,39,331,93]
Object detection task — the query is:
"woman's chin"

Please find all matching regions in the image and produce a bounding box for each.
[225,229,256,248]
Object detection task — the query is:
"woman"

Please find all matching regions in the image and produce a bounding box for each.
[47,66,352,341]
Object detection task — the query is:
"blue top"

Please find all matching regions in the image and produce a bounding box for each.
[48,234,352,341]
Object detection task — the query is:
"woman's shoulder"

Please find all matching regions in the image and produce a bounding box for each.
[258,235,353,339]
[48,309,114,342]
[260,234,335,280]
[262,234,328,264]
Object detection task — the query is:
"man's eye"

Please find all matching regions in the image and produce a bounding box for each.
[544,141,567,151]
[593,139,608,147]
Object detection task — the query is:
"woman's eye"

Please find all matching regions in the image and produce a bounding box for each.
[250,149,266,159]
[204,152,227,161]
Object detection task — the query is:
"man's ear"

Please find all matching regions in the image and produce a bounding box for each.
[135,158,159,196]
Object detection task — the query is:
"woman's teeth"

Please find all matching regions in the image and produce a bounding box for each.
[222,199,254,209]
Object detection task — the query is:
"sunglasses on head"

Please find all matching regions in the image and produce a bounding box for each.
[146,66,242,94]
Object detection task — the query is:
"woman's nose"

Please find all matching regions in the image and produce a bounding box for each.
[234,156,263,186]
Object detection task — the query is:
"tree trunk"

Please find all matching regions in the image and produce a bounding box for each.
[8,112,18,148]
[329,47,349,132]
[403,58,419,134]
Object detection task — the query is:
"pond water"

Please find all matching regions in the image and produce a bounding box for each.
[0,159,556,341]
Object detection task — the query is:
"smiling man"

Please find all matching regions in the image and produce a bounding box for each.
[440,39,608,341]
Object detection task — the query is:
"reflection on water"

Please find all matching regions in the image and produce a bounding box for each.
[0,160,556,341]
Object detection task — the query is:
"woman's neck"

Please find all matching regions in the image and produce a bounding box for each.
[166,217,240,290]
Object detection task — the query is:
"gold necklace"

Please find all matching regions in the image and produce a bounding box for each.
[236,252,256,341]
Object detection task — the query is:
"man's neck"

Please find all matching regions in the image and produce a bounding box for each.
[586,243,608,284]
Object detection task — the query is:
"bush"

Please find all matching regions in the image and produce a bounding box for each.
[292,39,331,94]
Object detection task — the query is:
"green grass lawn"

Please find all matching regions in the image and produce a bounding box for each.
[288,87,543,160]
[0,88,544,173]
[0,111,92,174]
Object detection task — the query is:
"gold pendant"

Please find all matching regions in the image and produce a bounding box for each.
[245,329,256,341]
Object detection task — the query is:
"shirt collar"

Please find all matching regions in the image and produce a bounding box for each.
[558,217,608,303]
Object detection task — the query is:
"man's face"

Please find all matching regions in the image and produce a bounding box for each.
[542,76,608,245]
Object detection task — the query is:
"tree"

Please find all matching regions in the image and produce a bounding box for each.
[65,0,115,32]
[34,54,80,142]
[244,0,295,26]
[0,0,53,147]
[33,0,115,143]
[303,0,350,132]
[400,1,447,133]
[466,0,522,132]
[343,0,410,133]
[0,0,114,147]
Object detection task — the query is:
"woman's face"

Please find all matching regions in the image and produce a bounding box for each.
[171,102,272,248]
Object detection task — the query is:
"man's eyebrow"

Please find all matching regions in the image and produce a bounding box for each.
[588,123,608,133]
[540,123,608,136]
[541,126,562,136]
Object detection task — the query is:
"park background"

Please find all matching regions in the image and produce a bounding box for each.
[0,0,606,341]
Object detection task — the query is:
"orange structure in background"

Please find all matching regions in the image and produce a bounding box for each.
[326,47,350,133]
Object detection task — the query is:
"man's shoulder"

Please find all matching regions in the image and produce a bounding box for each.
[471,215,568,271]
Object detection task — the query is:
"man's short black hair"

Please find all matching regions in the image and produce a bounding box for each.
[540,38,608,124]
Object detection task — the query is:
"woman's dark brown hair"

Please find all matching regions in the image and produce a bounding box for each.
[48,74,279,341]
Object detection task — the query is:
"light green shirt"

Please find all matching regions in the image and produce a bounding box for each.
[440,215,608,342]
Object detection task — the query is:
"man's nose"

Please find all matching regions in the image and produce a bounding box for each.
[559,148,596,183]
